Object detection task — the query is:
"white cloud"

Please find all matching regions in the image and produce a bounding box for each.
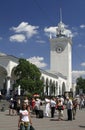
[10,22,39,39]
[20,53,24,56]
[72,32,78,37]
[64,29,72,37]
[78,44,82,47]
[78,44,85,48]
[27,56,47,68]
[9,34,26,42]
[0,37,2,40]
[80,24,85,28]
[36,40,46,43]
[72,70,85,83]
[44,26,57,36]
[81,62,85,67]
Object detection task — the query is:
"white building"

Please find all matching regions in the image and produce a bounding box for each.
[0,53,18,95]
[0,19,73,96]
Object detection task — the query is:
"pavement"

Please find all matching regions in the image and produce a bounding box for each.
[0,101,85,130]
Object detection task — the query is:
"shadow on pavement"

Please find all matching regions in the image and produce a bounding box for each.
[50,119,65,121]
[79,125,85,128]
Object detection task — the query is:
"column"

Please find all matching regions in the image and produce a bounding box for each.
[55,82,58,96]
[57,85,59,96]
[48,83,50,96]
[6,76,11,95]
[43,82,46,95]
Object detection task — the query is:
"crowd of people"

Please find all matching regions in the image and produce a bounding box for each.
[44,95,85,120]
[6,94,85,130]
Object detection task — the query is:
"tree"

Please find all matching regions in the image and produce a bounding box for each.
[13,58,43,95]
[76,76,85,94]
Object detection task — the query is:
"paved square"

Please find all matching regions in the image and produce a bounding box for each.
[0,106,85,130]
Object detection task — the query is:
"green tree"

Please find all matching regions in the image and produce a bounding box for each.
[76,76,85,94]
[13,58,43,95]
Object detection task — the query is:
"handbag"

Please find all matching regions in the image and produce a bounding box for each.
[34,106,38,110]
[30,125,35,130]
[56,105,64,110]
[20,121,29,127]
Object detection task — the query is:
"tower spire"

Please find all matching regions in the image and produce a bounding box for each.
[60,8,62,23]
[56,8,67,37]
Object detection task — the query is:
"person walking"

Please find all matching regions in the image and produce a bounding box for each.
[66,97,73,121]
[9,98,15,115]
[34,98,41,117]
[44,98,51,117]
[72,98,78,120]
[31,98,36,113]
[23,96,31,112]
[56,99,64,120]
[50,97,56,118]
[18,102,32,130]
[17,98,21,115]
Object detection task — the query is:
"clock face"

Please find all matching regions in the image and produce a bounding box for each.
[56,46,63,53]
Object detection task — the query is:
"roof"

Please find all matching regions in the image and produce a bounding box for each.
[40,69,67,79]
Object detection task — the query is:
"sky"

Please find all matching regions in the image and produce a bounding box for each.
[0,0,85,82]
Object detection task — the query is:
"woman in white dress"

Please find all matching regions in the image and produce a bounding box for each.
[44,98,51,117]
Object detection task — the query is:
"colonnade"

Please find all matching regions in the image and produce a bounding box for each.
[41,71,66,96]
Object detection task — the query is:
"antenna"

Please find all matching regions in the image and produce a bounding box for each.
[60,8,62,23]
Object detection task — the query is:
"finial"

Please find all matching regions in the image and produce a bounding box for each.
[60,8,62,23]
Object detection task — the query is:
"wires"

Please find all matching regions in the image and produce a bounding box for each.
[32,0,56,25]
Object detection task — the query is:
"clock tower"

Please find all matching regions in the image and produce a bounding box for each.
[50,20,72,91]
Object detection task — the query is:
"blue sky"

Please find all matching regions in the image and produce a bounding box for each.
[0,0,85,82]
